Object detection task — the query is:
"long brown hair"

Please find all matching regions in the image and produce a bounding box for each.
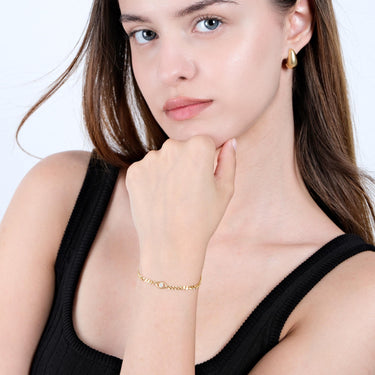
[17,0,375,243]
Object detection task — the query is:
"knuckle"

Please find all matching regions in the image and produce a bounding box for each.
[126,163,135,175]
[125,164,136,188]
[160,139,179,159]
[126,162,138,178]
[142,149,159,164]
[146,149,157,158]
[189,135,215,150]
[161,138,178,150]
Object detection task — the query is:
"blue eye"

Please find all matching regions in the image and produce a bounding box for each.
[195,18,222,32]
[130,29,157,44]
[127,16,223,45]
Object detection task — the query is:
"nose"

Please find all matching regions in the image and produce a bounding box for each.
[156,38,197,86]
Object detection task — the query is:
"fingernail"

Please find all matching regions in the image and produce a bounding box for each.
[231,138,237,151]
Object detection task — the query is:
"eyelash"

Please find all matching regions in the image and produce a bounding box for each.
[126,14,225,44]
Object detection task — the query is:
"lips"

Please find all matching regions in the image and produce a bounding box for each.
[163,97,213,121]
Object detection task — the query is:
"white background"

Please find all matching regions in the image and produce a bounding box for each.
[1,0,374,219]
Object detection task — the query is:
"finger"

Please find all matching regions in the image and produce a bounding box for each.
[214,138,237,194]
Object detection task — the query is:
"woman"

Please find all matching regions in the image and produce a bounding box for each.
[1,0,375,373]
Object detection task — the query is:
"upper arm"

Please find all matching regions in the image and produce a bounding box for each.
[0,150,91,374]
[250,251,375,375]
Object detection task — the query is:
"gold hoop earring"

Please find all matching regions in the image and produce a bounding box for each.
[286,49,298,69]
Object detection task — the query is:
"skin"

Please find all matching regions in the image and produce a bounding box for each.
[121,0,338,247]
[1,0,375,374]
[119,0,375,372]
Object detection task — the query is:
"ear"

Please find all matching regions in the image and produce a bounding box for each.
[285,0,314,54]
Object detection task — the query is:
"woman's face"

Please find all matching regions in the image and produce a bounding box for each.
[119,0,288,147]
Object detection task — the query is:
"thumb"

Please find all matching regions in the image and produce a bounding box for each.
[214,138,237,194]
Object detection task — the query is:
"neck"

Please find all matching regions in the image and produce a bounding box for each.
[210,83,340,248]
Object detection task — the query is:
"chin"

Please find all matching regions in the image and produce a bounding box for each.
[170,133,228,149]
[159,116,233,149]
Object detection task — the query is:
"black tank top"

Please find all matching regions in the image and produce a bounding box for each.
[30,152,375,374]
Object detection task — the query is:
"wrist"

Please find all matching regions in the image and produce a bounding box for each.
[138,244,206,283]
[137,269,202,291]
[138,260,204,290]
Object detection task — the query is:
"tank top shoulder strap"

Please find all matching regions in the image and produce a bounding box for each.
[266,233,375,347]
[54,151,120,283]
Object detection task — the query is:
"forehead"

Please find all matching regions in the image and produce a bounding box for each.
[118,0,240,20]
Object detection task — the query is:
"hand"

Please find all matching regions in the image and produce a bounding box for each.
[125,135,237,275]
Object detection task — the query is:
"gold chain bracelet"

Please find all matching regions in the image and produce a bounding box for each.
[137,270,202,291]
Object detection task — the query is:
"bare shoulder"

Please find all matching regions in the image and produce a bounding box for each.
[15,150,91,193]
[298,249,375,320]
[0,150,91,373]
[23,150,91,202]
[2,150,92,246]
[249,249,375,374]
[7,150,92,234]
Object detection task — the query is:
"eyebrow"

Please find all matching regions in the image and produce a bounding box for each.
[120,0,239,24]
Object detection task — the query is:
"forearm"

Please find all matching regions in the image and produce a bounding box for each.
[120,256,201,375]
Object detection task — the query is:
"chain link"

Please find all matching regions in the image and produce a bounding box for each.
[137,270,201,291]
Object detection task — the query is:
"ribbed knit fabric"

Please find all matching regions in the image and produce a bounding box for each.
[30,152,375,374]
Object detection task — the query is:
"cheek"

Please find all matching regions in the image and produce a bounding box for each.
[216,26,284,116]
[129,47,161,112]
